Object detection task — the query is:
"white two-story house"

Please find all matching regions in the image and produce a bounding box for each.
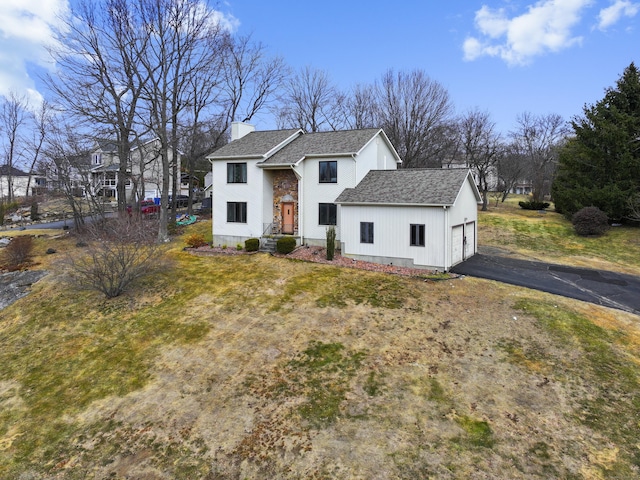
[207,123,402,247]
[208,123,481,271]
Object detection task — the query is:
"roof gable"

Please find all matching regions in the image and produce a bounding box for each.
[335,168,481,206]
[259,128,387,166]
[207,129,302,160]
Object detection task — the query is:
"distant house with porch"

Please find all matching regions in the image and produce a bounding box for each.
[90,138,181,203]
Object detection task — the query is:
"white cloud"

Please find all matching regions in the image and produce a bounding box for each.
[464,0,592,66]
[0,0,70,104]
[597,0,640,30]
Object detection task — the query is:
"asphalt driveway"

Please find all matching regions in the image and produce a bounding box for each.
[450,254,640,315]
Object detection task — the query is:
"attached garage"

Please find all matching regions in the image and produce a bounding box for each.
[335,169,482,271]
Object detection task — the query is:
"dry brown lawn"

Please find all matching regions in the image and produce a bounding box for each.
[1,207,639,479]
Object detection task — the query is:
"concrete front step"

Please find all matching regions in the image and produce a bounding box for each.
[260,238,278,253]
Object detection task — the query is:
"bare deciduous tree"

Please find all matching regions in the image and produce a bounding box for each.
[44,124,106,229]
[25,100,54,197]
[0,92,30,202]
[345,83,378,130]
[510,112,568,202]
[277,66,347,132]
[457,109,502,210]
[495,144,529,202]
[47,0,149,213]
[376,69,454,168]
[222,34,287,125]
[135,0,228,241]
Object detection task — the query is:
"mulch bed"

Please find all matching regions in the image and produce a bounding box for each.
[187,245,450,278]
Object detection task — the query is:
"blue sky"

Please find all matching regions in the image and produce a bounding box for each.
[1,0,638,135]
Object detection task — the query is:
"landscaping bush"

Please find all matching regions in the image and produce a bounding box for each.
[245,238,260,252]
[1,235,34,270]
[30,202,40,221]
[184,233,207,248]
[519,201,550,210]
[63,216,166,298]
[326,226,336,261]
[572,206,609,236]
[276,236,297,254]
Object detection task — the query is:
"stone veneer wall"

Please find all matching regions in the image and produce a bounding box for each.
[272,169,299,233]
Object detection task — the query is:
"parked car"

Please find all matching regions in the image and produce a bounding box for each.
[168,195,189,208]
[140,199,160,215]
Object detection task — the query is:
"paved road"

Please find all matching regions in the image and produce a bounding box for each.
[450,254,640,315]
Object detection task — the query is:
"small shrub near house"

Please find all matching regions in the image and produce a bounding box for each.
[326,226,336,261]
[519,201,550,210]
[572,206,609,236]
[1,236,34,270]
[245,238,260,252]
[184,233,207,248]
[276,236,297,254]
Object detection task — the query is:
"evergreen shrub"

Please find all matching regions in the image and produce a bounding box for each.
[519,201,550,210]
[326,226,336,261]
[572,206,609,236]
[245,238,260,252]
[276,236,297,254]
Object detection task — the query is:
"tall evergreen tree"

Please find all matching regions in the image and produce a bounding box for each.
[553,63,640,221]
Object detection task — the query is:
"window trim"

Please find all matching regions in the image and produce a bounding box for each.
[360,222,374,244]
[318,203,337,226]
[319,160,337,183]
[410,224,425,247]
[227,162,247,184]
[227,201,247,223]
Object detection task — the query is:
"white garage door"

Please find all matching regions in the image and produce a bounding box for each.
[452,224,464,266]
[464,221,475,259]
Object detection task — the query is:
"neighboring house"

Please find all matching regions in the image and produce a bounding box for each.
[43,152,92,198]
[203,171,213,197]
[510,181,533,195]
[0,165,46,199]
[207,123,402,247]
[335,169,482,271]
[90,138,181,203]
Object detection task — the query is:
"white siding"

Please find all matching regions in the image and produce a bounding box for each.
[296,156,356,244]
[449,176,480,262]
[340,205,448,270]
[0,176,29,198]
[450,176,480,226]
[295,135,398,245]
[353,137,398,184]
[212,158,264,244]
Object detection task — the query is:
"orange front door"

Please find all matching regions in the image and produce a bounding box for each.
[282,202,294,234]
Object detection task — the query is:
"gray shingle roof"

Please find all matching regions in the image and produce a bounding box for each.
[335,168,477,206]
[259,128,383,165]
[207,129,301,159]
[0,165,29,176]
